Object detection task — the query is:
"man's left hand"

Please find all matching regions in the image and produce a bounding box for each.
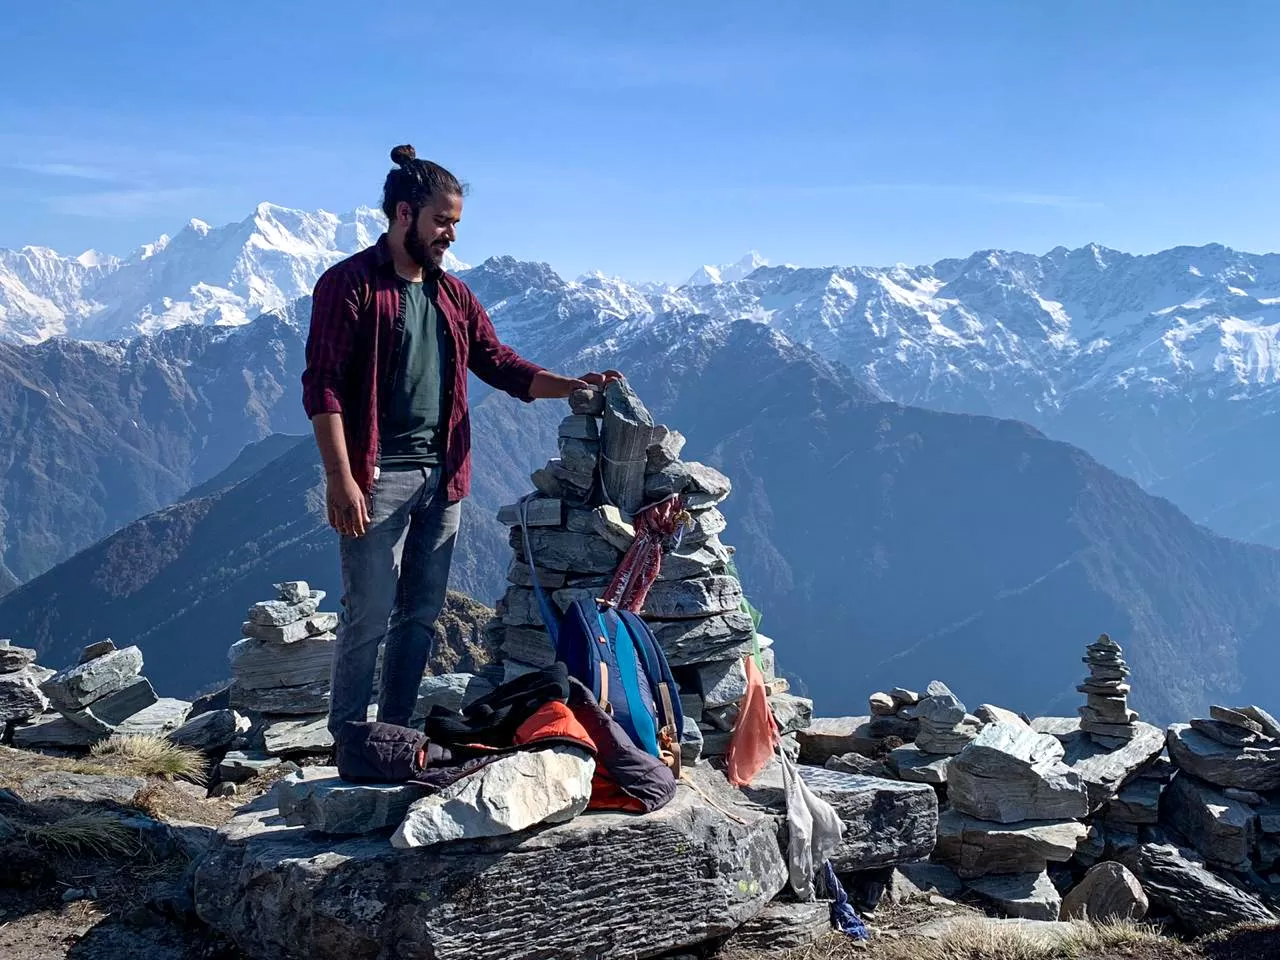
[580,369,623,388]
[530,369,624,399]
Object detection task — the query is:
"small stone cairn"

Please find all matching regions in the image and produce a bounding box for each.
[0,638,54,730]
[10,639,189,747]
[228,580,339,756]
[1078,633,1139,742]
[490,380,812,761]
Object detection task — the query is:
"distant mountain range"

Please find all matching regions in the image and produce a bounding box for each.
[1,315,1277,723]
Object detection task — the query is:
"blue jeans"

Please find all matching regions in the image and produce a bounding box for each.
[328,466,462,739]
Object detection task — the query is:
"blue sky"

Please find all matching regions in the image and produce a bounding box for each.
[1,1,1277,282]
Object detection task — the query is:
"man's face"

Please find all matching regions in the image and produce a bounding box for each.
[397,193,462,269]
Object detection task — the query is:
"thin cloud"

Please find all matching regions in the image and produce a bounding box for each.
[48,187,208,218]
[709,181,1104,210]
[7,161,126,182]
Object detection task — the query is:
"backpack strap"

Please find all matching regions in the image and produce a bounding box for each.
[518,496,561,647]
[618,610,685,735]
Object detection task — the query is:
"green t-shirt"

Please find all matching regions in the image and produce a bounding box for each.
[380,280,446,468]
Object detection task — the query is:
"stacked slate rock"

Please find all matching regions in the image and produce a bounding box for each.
[14,640,190,747]
[0,639,53,731]
[1078,634,1140,742]
[1164,704,1280,883]
[491,381,811,762]
[886,681,982,786]
[229,581,338,756]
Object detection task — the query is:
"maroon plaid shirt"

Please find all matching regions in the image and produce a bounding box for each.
[302,235,544,500]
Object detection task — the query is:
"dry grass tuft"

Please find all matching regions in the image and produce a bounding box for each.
[0,809,140,859]
[87,734,206,783]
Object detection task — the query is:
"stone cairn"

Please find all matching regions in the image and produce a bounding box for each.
[489,380,812,762]
[9,639,190,748]
[0,638,54,735]
[1078,633,1139,742]
[228,581,339,757]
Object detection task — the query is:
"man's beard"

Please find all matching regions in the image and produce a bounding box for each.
[403,210,441,272]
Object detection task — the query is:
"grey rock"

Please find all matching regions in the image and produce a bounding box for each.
[890,744,953,784]
[497,497,563,528]
[1238,705,1280,741]
[195,764,785,960]
[657,538,732,581]
[647,612,754,667]
[588,504,635,551]
[770,693,815,736]
[681,506,727,546]
[1162,773,1255,868]
[496,625,556,668]
[916,718,981,755]
[869,714,921,741]
[504,560,566,589]
[217,751,283,784]
[274,581,310,602]
[1224,787,1264,805]
[1060,861,1148,922]
[1105,777,1163,824]
[410,673,495,724]
[948,722,1089,823]
[114,698,191,737]
[696,658,748,709]
[16,771,146,804]
[547,459,593,496]
[0,666,50,722]
[1139,755,1175,782]
[169,709,239,752]
[644,461,731,508]
[1210,705,1266,735]
[935,809,1088,879]
[826,752,892,778]
[967,870,1062,921]
[568,385,605,415]
[918,689,967,726]
[891,687,921,708]
[247,593,324,626]
[1191,717,1264,748]
[1057,721,1165,807]
[262,714,332,755]
[646,425,686,472]
[1121,842,1277,934]
[503,659,543,684]
[391,746,595,847]
[558,436,599,476]
[868,691,896,715]
[558,414,599,442]
[641,575,743,619]
[275,766,430,834]
[1259,806,1280,834]
[40,645,143,710]
[529,464,564,498]
[77,639,117,663]
[889,861,963,903]
[796,716,877,764]
[508,527,620,574]
[240,613,339,643]
[976,704,1031,729]
[61,676,159,734]
[1031,716,1082,738]
[730,901,830,951]
[1167,723,1280,791]
[228,634,334,690]
[744,761,938,871]
[11,712,101,747]
[229,680,329,715]
[0,642,37,672]
[680,715,703,764]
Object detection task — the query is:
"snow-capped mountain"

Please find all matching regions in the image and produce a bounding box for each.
[0,204,469,342]
[684,251,768,287]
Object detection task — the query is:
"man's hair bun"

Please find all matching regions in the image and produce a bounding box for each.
[390,144,417,166]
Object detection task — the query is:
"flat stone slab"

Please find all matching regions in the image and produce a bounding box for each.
[40,645,143,711]
[262,714,333,755]
[410,673,495,724]
[218,751,284,784]
[113,698,191,737]
[646,612,754,667]
[729,900,831,951]
[16,771,146,805]
[744,761,937,871]
[229,634,335,690]
[889,861,964,903]
[169,708,241,752]
[0,667,50,723]
[61,676,159,735]
[230,680,330,715]
[1106,777,1163,824]
[967,870,1062,921]
[247,593,325,626]
[193,766,787,960]
[275,766,431,834]
[935,809,1088,879]
[0,641,37,672]
[640,575,743,619]
[1162,772,1255,868]
[12,712,103,748]
[1167,723,1280,791]
[948,722,1089,823]
[890,743,953,784]
[796,716,876,764]
[1057,721,1165,808]
[241,613,339,644]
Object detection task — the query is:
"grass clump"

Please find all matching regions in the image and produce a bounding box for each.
[0,810,140,859]
[86,734,206,783]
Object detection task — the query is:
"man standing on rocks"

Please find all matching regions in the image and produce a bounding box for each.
[303,144,619,741]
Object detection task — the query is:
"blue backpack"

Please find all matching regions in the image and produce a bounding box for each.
[518,502,684,759]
